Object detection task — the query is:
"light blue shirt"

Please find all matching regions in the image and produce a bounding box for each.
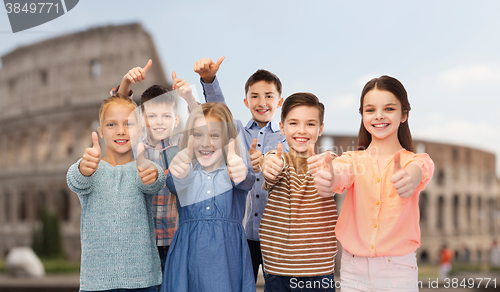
[201,77,288,241]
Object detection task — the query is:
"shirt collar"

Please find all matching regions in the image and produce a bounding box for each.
[191,160,228,174]
[245,119,281,133]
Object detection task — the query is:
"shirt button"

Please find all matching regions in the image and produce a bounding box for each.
[207,190,211,194]
[376,178,380,182]
[376,201,380,205]
[256,195,260,198]
[371,245,375,250]
[257,144,261,147]
[157,221,160,224]
[256,178,260,182]
[254,213,258,217]
[374,224,378,228]
[260,132,263,135]
[207,176,211,179]
[206,206,210,210]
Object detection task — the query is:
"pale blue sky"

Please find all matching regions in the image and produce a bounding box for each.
[2,0,500,174]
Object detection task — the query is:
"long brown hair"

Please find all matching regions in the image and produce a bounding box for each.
[357,75,413,151]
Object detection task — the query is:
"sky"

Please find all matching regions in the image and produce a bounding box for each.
[1,0,500,175]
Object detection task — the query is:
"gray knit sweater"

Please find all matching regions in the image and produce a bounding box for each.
[67,159,165,291]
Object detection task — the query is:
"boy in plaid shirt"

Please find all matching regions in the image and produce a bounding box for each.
[113,60,198,273]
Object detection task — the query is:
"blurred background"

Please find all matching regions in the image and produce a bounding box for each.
[0,0,499,290]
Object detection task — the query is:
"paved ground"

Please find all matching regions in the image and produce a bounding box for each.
[0,270,498,291]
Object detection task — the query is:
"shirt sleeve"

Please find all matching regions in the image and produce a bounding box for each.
[201,76,226,103]
[261,150,287,191]
[331,152,355,194]
[137,161,166,196]
[406,153,435,194]
[66,159,95,196]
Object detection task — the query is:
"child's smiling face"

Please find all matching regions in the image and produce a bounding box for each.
[143,102,179,146]
[192,115,224,172]
[279,105,324,157]
[99,103,139,158]
[362,88,407,143]
[244,81,283,128]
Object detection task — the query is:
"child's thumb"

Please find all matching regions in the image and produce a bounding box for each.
[250,139,258,153]
[215,56,225,67]
[276,143,283,157]
[144,59,152,73]
[227,139,236,156]
[92,132,100,151]
[309,143,315,157]
[393,151,402,173]
[186,135,194,159]
[324,152,334,174]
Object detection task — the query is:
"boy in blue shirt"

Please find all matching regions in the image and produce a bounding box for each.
[194,57,288,282]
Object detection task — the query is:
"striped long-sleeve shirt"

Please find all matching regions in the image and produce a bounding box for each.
[259,151,338,277]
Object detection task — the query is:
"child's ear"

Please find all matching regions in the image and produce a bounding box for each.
[279,121,285,135]
[174,114,180,128]
[277,97,284,108]
[401,110,408,123]
[243,98,250,109]
[97,127,103,138]
[318,123,324,137]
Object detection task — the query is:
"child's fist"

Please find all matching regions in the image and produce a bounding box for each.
[79,132,101,176]
[313,152,336,198]
[391,152,416,198]
[249,139,263,173]
[136,143,158,185]
[262,143,284,180]
[169,135,194,179]
[123,59,152,85]
[193,57,225,83]
[172,71,194,100]
[227,139,247,184]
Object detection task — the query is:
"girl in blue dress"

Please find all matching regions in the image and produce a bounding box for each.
[161,102,256,292]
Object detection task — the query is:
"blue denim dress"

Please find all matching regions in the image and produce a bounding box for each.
[161,162,256,292]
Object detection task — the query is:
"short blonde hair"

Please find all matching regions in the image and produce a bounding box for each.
[99,93,138,127]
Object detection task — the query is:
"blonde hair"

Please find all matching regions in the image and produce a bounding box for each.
[181,102,241,163]
[98,93,138,128]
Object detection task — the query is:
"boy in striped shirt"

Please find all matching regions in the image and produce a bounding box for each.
[260,92,338,291]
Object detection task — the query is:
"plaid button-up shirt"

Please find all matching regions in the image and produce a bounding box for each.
[142,136,181,246]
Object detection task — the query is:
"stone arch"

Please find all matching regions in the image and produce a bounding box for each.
[419,191,428,223]
[436,169,445,186]
[477,196,482,230]
[453,194,459,230]
[19,131,31,165]
[437,196,445,231]
[56,190,71,222]
[466,195,472,228]
[18,191,28,222]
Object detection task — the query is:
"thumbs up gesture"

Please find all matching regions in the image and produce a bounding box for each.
[169,135,194,179]
[79,132,101,176]
[390,151,415,198]
[136,142,158,185]
[227,139,247,184]
[249,139,263,173]
[262,143,284,180]
[193,56,225,83]
[313,151,336,198]
[307,144,321,176]
[123,59,152,85]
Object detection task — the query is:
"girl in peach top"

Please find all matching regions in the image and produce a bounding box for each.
[310,75,434,292]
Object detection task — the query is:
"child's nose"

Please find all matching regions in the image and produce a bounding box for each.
[117,124,126,134]
[201,134,211,147]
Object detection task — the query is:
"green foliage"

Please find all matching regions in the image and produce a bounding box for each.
[32,208,64,259]
[41,258,80,273]
[0,259,5,273]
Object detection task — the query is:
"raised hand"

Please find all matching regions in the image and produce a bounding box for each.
[124,59,152,84]
[169,135,194,179]
[227,139,247,184]
[262,143,284,180]
[313,152,335,198]
[79,132,101,177]
[193,56,225,83]
[172,71,193,99]
[136,142,158,185]
[391,151,416,198]
[249,139,263,173]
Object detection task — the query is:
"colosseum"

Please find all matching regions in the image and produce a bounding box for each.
[0,23,499,264]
